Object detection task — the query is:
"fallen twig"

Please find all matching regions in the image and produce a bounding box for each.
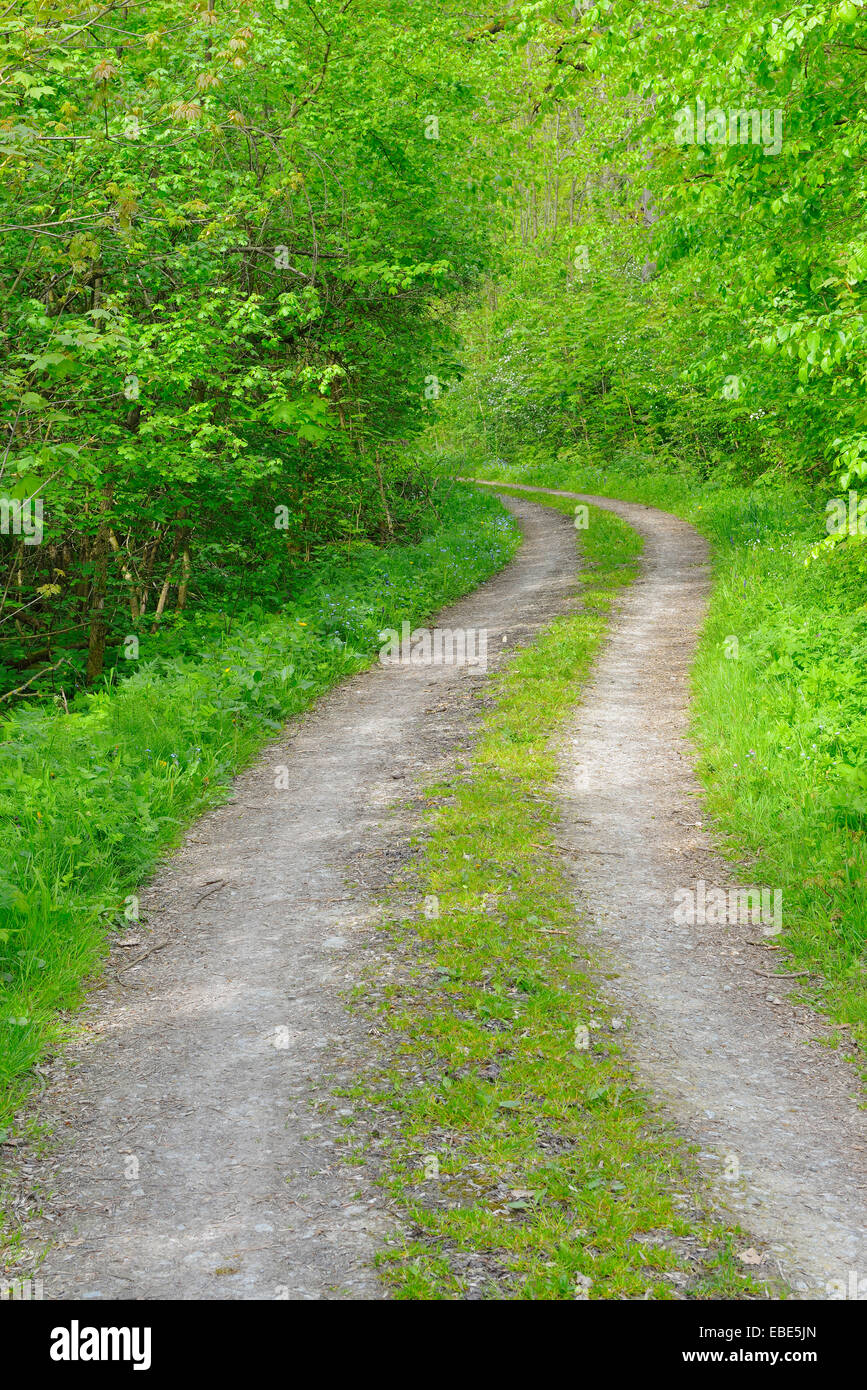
[191,879,226,909]
[116,940,171,982]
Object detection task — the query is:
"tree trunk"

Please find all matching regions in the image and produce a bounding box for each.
[176,531,192,611]
[150,534,180,632]
[373,451,394,542]
[85,517,109,685]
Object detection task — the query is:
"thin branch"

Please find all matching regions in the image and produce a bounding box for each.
[0,656,71,703]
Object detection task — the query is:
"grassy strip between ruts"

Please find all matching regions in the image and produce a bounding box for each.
[0,485,519,1137]
[477,464,867,1064]
[350,495,764,1300]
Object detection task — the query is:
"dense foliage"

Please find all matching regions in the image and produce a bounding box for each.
[438,2,867,492]
[0,0,515,697]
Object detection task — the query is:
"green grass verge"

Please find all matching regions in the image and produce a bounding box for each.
[477,461,867,1060]
[0,484,519,1133]
[353,496,763,1299]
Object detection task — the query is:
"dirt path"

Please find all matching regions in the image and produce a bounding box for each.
[6,496,579,1301]
[8,485,866,1300]
[477,481,867,1298]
